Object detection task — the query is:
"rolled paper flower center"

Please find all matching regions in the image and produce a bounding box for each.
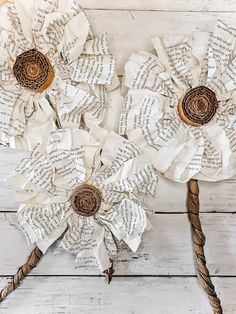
[71,184,102,217]
[26,63,41,79]
[178,86,218,127]
[13,49,54,93]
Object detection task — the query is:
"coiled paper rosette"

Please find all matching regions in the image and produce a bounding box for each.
[0,0,117,149]
[0,127,158,302]
[120,21,236,314]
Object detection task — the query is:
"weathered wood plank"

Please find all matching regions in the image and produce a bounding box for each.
[0,148,28,209]
[0,148,28,182]
[151,176,236,213]
[0,4,235,314]
[0,147,236,212]
[1,10,236,76]
[84,10,236,74]
[1,213,236,276]
[80,0,236,12]
[0,277,235,314]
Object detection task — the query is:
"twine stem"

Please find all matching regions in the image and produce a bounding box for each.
[103,261,114,284]
[0,246,43,303]
[187,179,222,314]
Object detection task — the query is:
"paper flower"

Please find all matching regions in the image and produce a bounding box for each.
[0,0,116,149]
[9,128,158,272]
[120,20,236,183]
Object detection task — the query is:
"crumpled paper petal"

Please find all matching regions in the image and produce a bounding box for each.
[9,128,158,272]
[0,0,118,148]
[18,201,71,247]
[59,216,111,271]
[98,198,147,252]
[121,20,236,182]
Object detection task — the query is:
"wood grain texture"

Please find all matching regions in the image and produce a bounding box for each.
[1,3,236,313]
[0,247,43,303]
[84,10,236,74]
[0,148,28,183]
[1,147,236,212]
[0,277,236,314]
[1,213,236,276]
[79,0,236,12]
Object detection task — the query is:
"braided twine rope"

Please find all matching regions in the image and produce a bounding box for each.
[187,179,222,314]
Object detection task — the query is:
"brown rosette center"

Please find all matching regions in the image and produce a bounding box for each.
[13,49,54,93]
[178,86,218,127]
[71,184,102,217]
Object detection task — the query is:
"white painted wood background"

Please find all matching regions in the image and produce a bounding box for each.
[1,1,236,313]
